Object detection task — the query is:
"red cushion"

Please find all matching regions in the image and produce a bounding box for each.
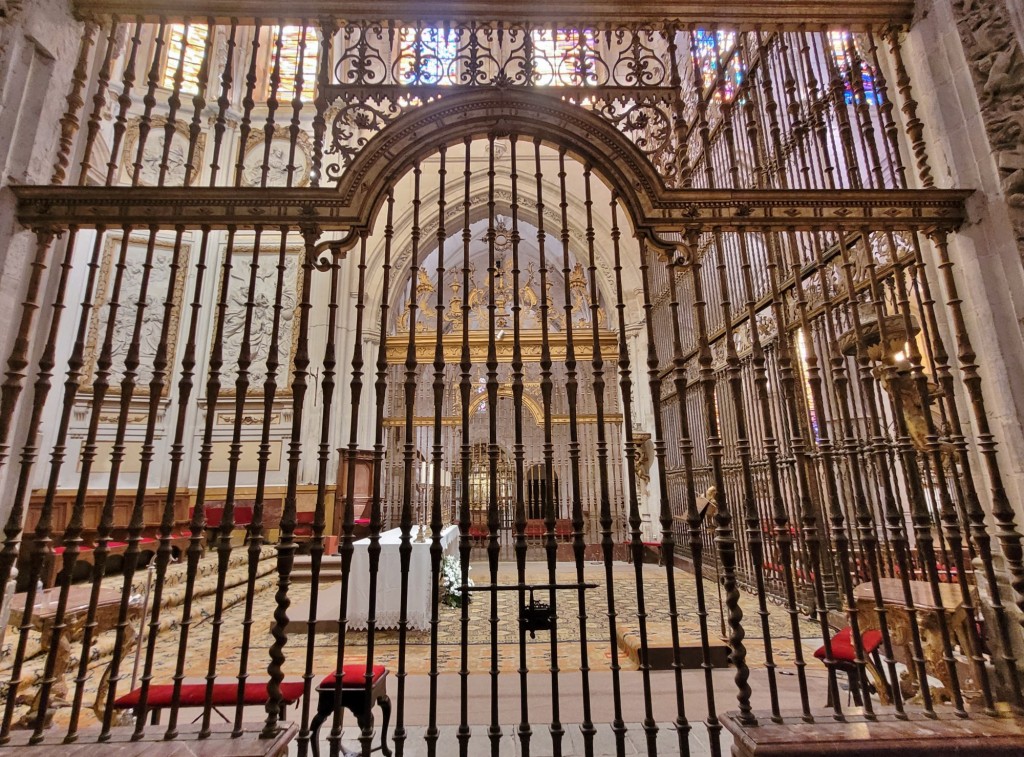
[319,665,387,688]
[107,541,128,548]
[296,511,316,525]
[138,537,157,544]
[114,680,305,709]
[54,546,94,555]
[642,542,661,548]
[814,627,883,662]
[354,518,371,525]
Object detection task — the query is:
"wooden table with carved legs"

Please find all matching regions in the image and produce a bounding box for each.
[8,586,140,726]
[854,578,979,703]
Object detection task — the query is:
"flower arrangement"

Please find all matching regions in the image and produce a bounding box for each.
[440,554,472,608]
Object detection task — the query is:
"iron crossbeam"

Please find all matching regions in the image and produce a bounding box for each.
[12,186,971,235]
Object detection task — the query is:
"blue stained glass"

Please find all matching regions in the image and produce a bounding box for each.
[693,29,744,102]
[829,32,879,106]
[400,27,460,86]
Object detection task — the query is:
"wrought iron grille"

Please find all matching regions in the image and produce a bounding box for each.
[0,5,1022,757]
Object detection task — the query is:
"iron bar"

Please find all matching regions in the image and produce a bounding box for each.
[393,160,424,756]
[554,144,597,755]
[426,146,448,757]
[484,134,502,757]
[582,163,627,753]
[507,135,535,757]
[130,225,212,739]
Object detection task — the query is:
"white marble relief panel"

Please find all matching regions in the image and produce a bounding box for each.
[84,233,189,395]
[119,116,206,187]
[215,244,302,395]
[240,129,312,188]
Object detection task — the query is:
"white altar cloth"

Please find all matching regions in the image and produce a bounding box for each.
[344,524,459,631]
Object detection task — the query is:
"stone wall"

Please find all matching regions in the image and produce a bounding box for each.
[905,0,1024,525]
[952,0,1024,255]
[0,0,82,526]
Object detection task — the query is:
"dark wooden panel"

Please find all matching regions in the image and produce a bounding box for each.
[723,710,1024,756]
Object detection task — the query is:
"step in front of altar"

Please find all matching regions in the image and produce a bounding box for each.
[616,622,731,670]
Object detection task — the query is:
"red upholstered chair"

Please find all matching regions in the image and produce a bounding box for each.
[233,505,254,527]
[524,520,545,539]
[113,679,306,725]
[310,665,390,757]
[294,511,317,538]
[814,626,889,706]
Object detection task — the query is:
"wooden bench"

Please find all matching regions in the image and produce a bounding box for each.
[46,540,128,586]
[309,665,391,757]
[626,541,664,566]
[112,679,305,725]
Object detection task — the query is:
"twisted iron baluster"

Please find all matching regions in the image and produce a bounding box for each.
[262,221,320,736]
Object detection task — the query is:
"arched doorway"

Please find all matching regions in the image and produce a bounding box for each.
[368,135,643,549]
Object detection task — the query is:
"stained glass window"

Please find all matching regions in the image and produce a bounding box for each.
[268,26,320,102]
[163,24,209,94]
[828,31,878,106]
[531,29,597,86]
[398,27,460,86]
[692,29,744,102]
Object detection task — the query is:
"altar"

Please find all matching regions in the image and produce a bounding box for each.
[288,525,460,634]
[347,525,459,630]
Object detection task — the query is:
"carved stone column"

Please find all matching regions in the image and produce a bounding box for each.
[949,0,1024,261]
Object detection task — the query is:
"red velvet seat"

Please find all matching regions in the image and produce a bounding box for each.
[814,626,889,707]
[53,545,93,555]
[114,679,305,709]
[524,521,545,538]
[814,626,882,663]
[294,511,316,537]
[319,664,387,688]
[112,679,305,726]
[233,505,254,527]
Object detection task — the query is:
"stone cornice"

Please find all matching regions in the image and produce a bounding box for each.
[71,1,914,28]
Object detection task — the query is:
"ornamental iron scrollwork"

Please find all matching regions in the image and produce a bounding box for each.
[322,22,678,180]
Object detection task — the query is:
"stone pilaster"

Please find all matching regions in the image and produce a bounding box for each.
[951,0,1024,261]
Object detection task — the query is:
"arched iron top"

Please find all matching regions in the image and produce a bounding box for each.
[334,88,674,251]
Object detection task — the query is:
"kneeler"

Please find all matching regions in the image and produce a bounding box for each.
[113,679,305,724]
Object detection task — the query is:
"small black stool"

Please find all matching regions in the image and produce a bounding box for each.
[310,665,391,757]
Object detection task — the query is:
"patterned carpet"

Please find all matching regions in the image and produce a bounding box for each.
[2,551,823,731]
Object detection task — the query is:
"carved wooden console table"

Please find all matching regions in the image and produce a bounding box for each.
[854,578,980,703]
[8,586,141,725]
